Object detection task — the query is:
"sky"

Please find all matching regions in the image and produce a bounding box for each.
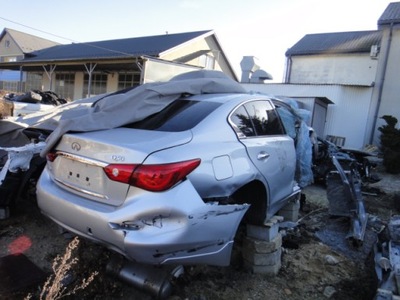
[0,0,394,82]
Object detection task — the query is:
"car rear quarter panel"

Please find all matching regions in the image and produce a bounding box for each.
[37,167,249,265]
[141,110,265,199]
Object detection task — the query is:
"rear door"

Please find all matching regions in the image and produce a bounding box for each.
[229,100,297,204]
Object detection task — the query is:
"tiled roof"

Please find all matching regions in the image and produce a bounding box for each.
[1,28,60,53]
[23,30,212,62]
[285,30,382,56]
[378,2,400,25]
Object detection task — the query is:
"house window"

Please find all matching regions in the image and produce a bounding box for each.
[83,73,107,97]
[26,73,43,91]
[118,72,141,90]
[199,54,215,69]
[5,40,10,48]
[55,73,75,100]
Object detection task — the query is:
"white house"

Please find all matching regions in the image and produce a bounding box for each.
[0,29,236,101]
[0,28,59,91]
[242,2,400,150]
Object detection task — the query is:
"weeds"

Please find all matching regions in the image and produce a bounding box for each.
[26,236,98,300]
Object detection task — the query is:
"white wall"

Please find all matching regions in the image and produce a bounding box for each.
[0,31,22,59]
[107,73,118,92]
[288,54,378,86]
[373,26,400,143]
[74,72,84,99]
[42,75,50,90]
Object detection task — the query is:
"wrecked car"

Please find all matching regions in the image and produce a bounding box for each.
[26,70,305,267]
[1,90,68,117]
[0,97,94,218]
[313,137,379,185]
[271,97,372,245]
[374,215,400,299]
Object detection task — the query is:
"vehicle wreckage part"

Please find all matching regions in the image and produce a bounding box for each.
[326,155,368,245]
[375,216,400,299]
[0,156,11,186]
[0,142,46,184]
[37,168,250,265]
[0,142,47,218]
[106,255,184,299]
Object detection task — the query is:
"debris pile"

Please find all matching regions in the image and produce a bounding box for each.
[4,90,67,106]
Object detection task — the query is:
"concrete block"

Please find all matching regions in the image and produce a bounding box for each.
[243,247,282,266]
[278,200,300,222]
[244,258,281,276]
[243,233,282,254]
[247,216,283,241]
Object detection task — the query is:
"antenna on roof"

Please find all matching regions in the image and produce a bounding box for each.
[165,31,168,35]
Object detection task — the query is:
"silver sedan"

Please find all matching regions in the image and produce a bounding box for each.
[37,91,300,266]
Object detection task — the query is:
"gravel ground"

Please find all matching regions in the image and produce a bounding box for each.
[0,154,399,299]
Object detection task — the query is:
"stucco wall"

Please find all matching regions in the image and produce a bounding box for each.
[0,32,22,60]
[288,54,378,86]
[374,26,400,143]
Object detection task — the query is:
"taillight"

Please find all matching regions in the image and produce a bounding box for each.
[104,159,201,192]
[103,164,138,184]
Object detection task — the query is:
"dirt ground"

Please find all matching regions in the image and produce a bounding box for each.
[1,164,400,299]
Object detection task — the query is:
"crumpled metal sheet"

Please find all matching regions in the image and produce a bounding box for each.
[326,155,368,245]
[375,215,400,299]
[0,142,46,185]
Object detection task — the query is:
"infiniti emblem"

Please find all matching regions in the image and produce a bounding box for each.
[71,142,81,151]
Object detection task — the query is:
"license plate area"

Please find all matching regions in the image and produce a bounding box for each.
[53,156,105,195]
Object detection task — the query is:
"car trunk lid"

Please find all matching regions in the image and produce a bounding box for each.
[47,128,192,206]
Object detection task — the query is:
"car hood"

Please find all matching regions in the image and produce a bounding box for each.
[54,128,193,164]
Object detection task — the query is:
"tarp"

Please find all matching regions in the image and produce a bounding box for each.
[274,98,314,188]
[0,120,30,147]
[1,70,246,156]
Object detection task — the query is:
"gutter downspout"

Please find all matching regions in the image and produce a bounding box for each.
[284,55,292,83]
[369,22,393,144]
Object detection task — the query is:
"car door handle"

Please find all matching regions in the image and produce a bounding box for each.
[257,152,270,160]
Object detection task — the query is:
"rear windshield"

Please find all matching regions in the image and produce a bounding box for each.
[124,99,221,132]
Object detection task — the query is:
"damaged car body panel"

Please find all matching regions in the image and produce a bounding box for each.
[327,155,368,245]
[0,138,47,218]
[316,137,373,246]
[37,170,249,265]
[374,215,400,299]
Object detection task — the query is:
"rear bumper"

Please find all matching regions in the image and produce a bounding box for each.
[37,168,249,266]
